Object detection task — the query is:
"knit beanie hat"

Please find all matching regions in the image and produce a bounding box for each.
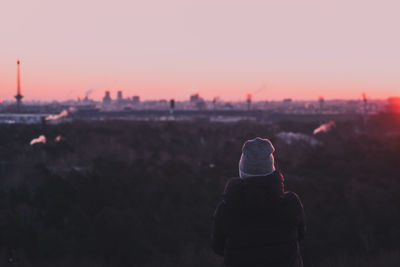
[239,137,276,178]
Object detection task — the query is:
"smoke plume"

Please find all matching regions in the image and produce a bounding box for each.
[313,120,336,135]
[45,107,77,121]
[30,135,46,145]
[85,88,94,97]
[276,132,321,147]
[45,110,68,121]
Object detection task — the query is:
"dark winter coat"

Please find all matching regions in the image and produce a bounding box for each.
[212,171,306,267]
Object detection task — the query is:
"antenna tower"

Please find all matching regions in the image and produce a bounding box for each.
[15,59,23,111]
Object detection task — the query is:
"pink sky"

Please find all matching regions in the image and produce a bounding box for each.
[1,0,399,101]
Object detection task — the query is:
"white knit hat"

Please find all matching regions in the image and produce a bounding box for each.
[239,137,276,178]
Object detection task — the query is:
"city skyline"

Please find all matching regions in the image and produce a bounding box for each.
[1,0,399,101]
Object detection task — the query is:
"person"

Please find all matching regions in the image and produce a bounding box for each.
[212,137,306,267]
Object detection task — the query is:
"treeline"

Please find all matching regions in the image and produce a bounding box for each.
[0,115,399,266]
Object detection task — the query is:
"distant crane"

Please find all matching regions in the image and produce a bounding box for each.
[362,92,369,126]
[212,97,218,110]
[15,59,23,112]
[362,92,368,117]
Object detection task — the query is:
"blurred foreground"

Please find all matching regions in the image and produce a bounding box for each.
[0,114,400,266]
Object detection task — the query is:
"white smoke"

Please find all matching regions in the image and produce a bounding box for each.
[45,107,77,121]
[313,120,336,135]
[30,135,46,145]
[85,88,94,97]
[45,110,68,121]
[276,132,321,147]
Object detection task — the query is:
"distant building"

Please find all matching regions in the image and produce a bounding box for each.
[283,98,292,103]
[189,93,206,109]
[212,97,218,110]
[103,91,112,104]
[318,97,324,113]
[190,93,200,103]
[132,96,140,104]
[195,99,206,110]
[117,91,123,102]
[223,103,234,110]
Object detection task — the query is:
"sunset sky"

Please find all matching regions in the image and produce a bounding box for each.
[1,0,399,101]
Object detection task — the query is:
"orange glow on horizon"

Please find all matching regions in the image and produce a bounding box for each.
[387,97,400,113]
[0,78,398,102]
[0,61,397,102]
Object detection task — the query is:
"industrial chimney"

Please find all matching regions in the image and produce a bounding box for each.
[247,94,252,110]
[318,96,324,114]
[169,99,175,114]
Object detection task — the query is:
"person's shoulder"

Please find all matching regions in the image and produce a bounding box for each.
[283,191,303,207]
[223,177,243,194]
[284,191,300,199]
[222,178,245,206]
[284,191,305,225]
[213,200,226,216]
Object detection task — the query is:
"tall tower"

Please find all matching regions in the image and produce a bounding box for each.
[15,60,23,111]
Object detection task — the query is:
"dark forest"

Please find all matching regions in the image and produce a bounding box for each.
[0,114,399,266]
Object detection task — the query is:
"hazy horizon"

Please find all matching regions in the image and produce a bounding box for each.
[1,0,399,102]
[0,92,393,103]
